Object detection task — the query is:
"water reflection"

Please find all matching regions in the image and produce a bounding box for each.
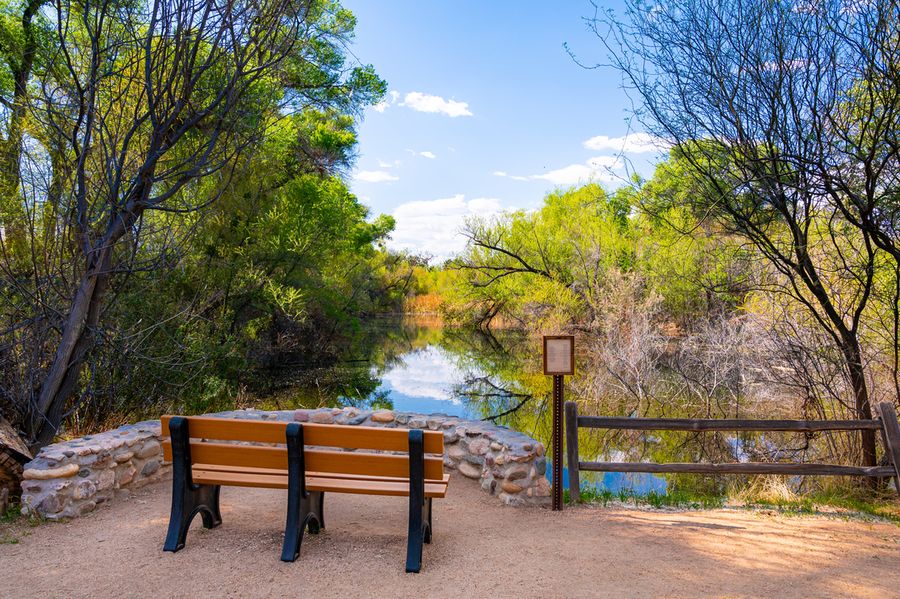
[256,316,669,496]
[255,316,861,499]
[375,346,475,417]
[554,468,668,496]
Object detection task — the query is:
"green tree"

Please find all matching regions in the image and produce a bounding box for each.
[451,184,636,329]
[0,0,387,450]
[594,0,900,466]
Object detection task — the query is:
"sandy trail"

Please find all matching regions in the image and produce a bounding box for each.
[2,475,898,598]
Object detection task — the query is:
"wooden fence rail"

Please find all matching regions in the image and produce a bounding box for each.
[564,401,900,503]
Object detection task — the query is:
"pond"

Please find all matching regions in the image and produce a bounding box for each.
[244,316,873,501]
[252,316,668,497]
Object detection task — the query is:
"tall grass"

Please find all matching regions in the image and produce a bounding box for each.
[566,477,900,524]
[403,293,444,313]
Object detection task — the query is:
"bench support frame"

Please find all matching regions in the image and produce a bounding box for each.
[161,417,442,571]
[281,422,324,562]
[405,429,433,573]
[163,416,223,552]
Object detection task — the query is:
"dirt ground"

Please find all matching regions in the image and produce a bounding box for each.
[2,475,898,599]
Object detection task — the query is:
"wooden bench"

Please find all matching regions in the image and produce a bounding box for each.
[160,415,449,572]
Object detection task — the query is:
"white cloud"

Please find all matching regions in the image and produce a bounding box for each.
[401,92,473,117]
[588,155,625,169]
[582,132,666,153]
[389,194,503,259]
[381,346,464,403]
[531,164,596,185]
[370,90,473,118]
[533,157,622,185]
[405,149,438,159]
[492,170,529,181]
[377,160,394,168]
[371,90,402,114]
[494,156,622,185]
[355,170,398,183]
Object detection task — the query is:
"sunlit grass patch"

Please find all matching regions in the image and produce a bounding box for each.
[0,503,23,545]
[738,491,900,524]
[1,503,22,524]
[567,477,900,524]
[565,487,724,509]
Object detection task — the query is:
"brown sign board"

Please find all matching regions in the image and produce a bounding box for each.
[542,335,574,375]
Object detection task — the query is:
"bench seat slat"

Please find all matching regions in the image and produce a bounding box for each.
[161,415,443,453]
[194,463,450,485]
[162,441,444,480]
[191,468,449,498]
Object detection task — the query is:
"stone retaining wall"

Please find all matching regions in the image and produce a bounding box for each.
[21,421,168,520]
[21,407,551,520]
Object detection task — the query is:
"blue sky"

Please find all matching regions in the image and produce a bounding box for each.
[342,1,666,260]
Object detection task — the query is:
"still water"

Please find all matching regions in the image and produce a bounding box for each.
[256,317,667,496]
[374,345,482,418]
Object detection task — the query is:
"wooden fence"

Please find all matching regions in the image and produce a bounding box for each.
[564,401,900,502]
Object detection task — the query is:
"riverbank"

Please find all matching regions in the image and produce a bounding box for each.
[2,474,898,598]
[571,477,900,523]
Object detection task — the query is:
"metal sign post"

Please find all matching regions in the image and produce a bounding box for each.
[543,335,574,511]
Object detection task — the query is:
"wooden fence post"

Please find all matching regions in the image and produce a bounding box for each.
[565,401,580,504]
[876,401,900,497]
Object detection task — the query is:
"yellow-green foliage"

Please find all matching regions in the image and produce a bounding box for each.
[0,0,399,433]
[443,184,630,328]
[445,177,745,330]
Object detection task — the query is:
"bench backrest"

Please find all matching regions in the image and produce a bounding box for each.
[161,415,445,480]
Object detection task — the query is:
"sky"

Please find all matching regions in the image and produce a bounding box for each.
[341,1,666,261]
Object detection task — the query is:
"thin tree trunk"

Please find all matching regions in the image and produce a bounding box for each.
[33,268,110,449]
[29,241,114,450]
[841,336,877,468]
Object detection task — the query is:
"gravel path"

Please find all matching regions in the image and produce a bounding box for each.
[2,475,898,598]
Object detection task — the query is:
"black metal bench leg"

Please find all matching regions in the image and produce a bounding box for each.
[199,484,223,529]
[164,483,222,552]
[308,491,324,533]
[406,430,427,573]
[282,488,318,561]
[163,417,222,553]
[424,497,432,544]
[405,501,424,573]
[281,423,321,562]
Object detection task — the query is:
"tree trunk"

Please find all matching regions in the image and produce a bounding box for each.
[841,336,877,468]
[29,248,112,451]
